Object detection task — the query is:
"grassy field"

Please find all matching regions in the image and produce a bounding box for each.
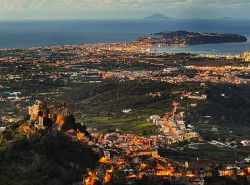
[78,111,159,135]
[63,80,178,135]
[185,144,250,162]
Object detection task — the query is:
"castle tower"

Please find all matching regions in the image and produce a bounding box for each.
[38,116,44,127]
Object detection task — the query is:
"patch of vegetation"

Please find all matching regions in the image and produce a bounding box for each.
[186,84,250,139]
[62,80,179,135]
[0,123,99,185]
[205,176,249,185]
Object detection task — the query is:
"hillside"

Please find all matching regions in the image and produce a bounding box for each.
[186,84,250,139]
[0,123,99,185]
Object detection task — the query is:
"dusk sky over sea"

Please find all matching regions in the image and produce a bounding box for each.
[1,0,250,20]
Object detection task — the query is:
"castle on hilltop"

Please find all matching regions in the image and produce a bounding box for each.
[28,100,69,129]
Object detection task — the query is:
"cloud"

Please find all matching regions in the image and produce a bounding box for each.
[0,0,250,19]
[0,0,250,10]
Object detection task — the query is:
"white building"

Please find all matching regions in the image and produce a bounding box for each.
[122,109,132,113]
[241,140,250,146]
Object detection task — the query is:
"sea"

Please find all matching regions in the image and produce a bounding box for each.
[0,19,250,55]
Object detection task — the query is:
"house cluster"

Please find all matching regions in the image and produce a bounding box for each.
[84,130,250,185]
[239,51,250,62]
[241,140,250,147]
[88,132,207,185]
[149,106,199,144]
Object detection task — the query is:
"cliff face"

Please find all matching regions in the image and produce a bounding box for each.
[0,123,99,185]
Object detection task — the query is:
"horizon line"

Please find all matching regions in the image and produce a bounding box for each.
[0,17,250,22]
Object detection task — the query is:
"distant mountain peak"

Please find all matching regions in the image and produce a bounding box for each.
[222,17,232,20]
[143,13,173,20]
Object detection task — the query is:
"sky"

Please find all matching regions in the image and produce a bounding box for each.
[1,0,250,20]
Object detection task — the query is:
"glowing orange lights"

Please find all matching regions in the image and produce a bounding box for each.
[20,125,32,133]
[155,163,173,176]
[104,171,111,184]
[76,130,87,141]
[247,167,250,174]
[56,114,64,124]
[186,172,195,178]
[238,171,245,176]
[128,172,142,179]
[84,171,98,185]
[141,163,148,170]
[152,151,158,158]
[223,170,234,176]
[99,157,111,164]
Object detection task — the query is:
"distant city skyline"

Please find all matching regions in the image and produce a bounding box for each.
[0,0,250,20]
